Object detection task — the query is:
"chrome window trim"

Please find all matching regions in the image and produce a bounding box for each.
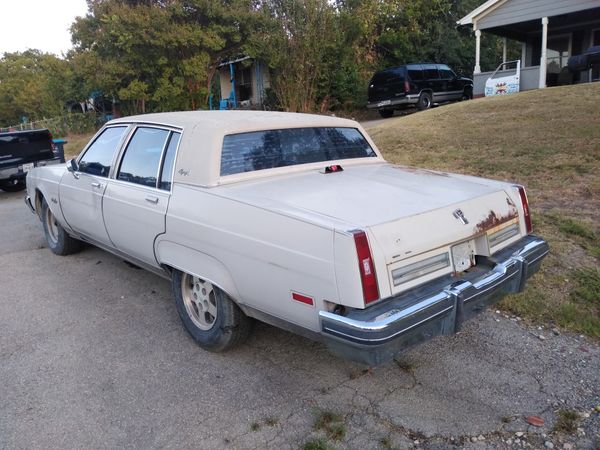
[111,124,182,193]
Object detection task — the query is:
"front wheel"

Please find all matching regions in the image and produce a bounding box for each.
[41,198,83,255]
[416,92,432,111]
[0,179,26,192]
[172,270,252,352]
[461,88,473,101]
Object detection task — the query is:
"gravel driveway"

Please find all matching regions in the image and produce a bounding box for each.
[1,190,598,450]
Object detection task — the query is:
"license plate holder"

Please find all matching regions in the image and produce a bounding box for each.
[19,162,34,172]
[452,240,476,273]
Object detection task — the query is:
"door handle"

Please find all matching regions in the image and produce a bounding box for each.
[91,182,102,188]
[145,195,159,204]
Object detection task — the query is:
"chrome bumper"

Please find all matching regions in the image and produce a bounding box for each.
[319,235,549,366]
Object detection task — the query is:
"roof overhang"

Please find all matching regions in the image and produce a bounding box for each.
[457,0,505,28]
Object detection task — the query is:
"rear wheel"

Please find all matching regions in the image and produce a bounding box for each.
[416,92,432,111]
[378,109,394,118]
[0,179,26,192]
[41,198,82,255]
[172,270,252,352]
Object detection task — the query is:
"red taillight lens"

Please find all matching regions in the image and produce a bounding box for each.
[352,230,379,304]
[516,185,532,234]
[404,80,410,93]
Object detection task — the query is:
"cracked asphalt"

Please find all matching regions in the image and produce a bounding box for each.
[1,190,599,450]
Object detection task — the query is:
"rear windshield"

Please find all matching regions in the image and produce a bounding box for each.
[371,68,405,85]
[220,127,376,176]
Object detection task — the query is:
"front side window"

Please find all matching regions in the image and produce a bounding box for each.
[438,65,455,79]
[78,126,127,177]
[220,127,376,176]
[118,127,170,187]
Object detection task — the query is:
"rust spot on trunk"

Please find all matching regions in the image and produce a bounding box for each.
[475,209,518,233]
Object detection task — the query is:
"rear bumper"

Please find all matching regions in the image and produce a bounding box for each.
[0,157,62,182]
[366,95,419,109]
[319,235,549,366]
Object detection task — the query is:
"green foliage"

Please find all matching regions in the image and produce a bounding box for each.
[0,50,72,126]
[0,0,517,119]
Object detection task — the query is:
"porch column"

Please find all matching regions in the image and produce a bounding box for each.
[521,42,527,66]
[502,37,507,63]
[539,17,549,88]
[474,29,481,74]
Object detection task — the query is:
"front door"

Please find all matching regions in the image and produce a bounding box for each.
[103,126,180,267]
[60,126,129,246]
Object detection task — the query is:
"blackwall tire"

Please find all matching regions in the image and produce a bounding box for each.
[172,270,252,352]
[0,179,26,192]
[416,92,432,111]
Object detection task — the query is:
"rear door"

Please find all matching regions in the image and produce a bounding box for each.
[102,126,180,266]
[60,125,129,246]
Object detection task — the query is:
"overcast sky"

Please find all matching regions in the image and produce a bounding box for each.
[1,0,89,57]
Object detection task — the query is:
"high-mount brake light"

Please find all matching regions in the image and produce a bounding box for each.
[516,185,532,234]
[351,230,379,304]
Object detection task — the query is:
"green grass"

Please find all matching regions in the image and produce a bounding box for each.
[368,82,600,338]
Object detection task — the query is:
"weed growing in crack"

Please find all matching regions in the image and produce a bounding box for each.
[250,421,260,432]
[553,409,579,433]
[313,409,346,441]
[264,416,279,427]
[302,438,332,450]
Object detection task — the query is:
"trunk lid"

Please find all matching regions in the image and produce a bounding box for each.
[217,163,519,259]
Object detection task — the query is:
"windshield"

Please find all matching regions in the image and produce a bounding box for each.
[220,127,376,176]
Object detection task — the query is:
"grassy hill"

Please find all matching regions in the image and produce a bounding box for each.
[369,82,600,337]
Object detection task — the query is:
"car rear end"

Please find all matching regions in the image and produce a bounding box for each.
[321,181,548,366]
[367,67,414,111]
[0,129,62,191]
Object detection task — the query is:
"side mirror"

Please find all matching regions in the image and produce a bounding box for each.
[67,159,78,173]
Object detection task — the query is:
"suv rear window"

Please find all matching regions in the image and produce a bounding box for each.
[407,66,423,81]
[371,68,404,85]
[220,127,376,176]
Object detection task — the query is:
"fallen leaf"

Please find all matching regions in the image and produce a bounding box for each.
[525,416,545,427]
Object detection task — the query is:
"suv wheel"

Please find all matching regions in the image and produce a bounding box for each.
[378,110,394,118]
[416,92,432,111]
[462,88,473,101]
[0,179,26,192]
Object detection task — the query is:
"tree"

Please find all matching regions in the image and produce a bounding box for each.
[0,50,71,126]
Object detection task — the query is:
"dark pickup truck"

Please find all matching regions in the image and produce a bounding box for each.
[0,129,64,192]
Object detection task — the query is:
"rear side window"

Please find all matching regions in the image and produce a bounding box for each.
[78,126,127,177]
[423,65,440,79]
[407,66,423,81]
[438,65,455,79]
[220,127,377,176]
[118,127,170,187]
[159,132,180,190]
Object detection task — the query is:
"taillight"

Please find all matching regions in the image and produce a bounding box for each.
[404,80,410,93]
[351,230,379,304]
[516,185,532,234]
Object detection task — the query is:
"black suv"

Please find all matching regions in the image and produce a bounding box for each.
[367,63,473,118]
